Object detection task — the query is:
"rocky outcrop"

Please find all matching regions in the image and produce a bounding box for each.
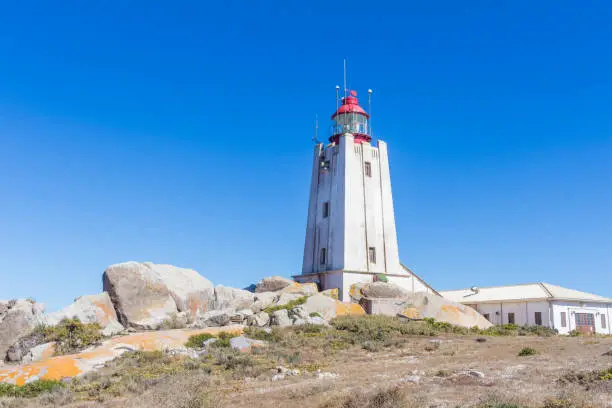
[0,326,243,386]
[361,282,410,299]
[47,292,124,335]
[102,262,214,330]
[212,286,254,310]
[255,276,294,293]
[0,299,46,361]
[192,309,234,328]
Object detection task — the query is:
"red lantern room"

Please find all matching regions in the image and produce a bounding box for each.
[330,90,371,144]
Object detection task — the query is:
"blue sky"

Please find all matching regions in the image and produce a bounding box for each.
[0,1,610,311]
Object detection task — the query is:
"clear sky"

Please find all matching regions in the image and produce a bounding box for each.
[1,1,610,311]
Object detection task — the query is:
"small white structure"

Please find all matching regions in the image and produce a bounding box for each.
[294,88,435,300]
[440,283,612,335]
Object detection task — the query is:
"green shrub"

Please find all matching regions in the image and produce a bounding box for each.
[211,331,235,348]
[33,318,102,355]
[263,296,308,314]
[518,347,537,356]
[160,313,187,330]
[309,312,322,318]
[0,380,65,398]
[185,333,216,349]
[244,327,284,342]
[569,330,582,337]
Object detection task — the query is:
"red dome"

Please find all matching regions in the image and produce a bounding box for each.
[331,92,370,119]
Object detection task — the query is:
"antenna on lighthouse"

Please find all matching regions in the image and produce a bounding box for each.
[368,88,373,136]
[313,114,321,144]
[343,58,347,98]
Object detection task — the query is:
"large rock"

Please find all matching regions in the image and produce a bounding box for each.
[271,309,292,327]
[47,292,123,333]
[276,293,303,307]
[251,292,278,313]
[363,292,492,329]
[247,311,270,327]
[21,342,56,364]
[303,294,338,320]
[255,276,294,293]
[192,309,234,328]
[103,262,214,329]
[361,282,410,299]
[0,299,46,361]
[213,286,254,310]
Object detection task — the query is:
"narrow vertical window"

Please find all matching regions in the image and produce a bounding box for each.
[368,247,376,264]
[602,314,607,329]
[364,161,372,177]
[507,313,515,324]
[560,312,567,328]
[320,248,326,265]
[534,312,542,326]
[322,202,329,218]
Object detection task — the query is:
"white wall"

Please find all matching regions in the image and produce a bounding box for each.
[551,301,612,335]
[473,301,550,327]
[302,134,402,277]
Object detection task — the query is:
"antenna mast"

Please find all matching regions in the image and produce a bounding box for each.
[368,89,373,136]
[343,58,347,98]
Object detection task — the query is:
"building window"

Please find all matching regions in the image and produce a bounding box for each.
[602,314,607,329]
[507,313,515,324]
[368,247,376,264]
[364,161,372,177]
[320,248,326,265]
[322,202,329,218]
[483,313,490,322]
[534,312,542,326]
[560,312,567,328]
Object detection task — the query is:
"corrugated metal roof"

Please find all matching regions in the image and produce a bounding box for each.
[440,283,612,304]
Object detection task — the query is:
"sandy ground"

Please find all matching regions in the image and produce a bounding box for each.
[219,335,612,407]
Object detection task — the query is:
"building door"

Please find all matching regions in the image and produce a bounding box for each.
[574,313,595,334]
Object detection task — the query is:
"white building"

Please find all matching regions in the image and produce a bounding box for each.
[294,88,435,300]
[440,283,612,335]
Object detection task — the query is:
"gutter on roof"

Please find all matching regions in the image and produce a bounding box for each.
[454,297,612,305]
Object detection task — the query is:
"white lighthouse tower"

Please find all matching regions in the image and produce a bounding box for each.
[295,86,435,301]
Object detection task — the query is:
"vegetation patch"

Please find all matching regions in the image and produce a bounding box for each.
[0,380,65,398]
[518,347,537,356]
[558,366,612,388]
[185,333,216,349]
[32,318,102,355]
[263,296,308,314]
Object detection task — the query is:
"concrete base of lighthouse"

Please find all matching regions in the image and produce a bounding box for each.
[293,264,438,302]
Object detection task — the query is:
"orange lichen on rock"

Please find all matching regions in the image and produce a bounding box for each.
[0,326,244,385]
[399,307,420,319]
[335,302,366,316]
[92,299,118,326]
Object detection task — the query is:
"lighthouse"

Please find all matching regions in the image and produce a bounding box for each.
[295,87,435,301]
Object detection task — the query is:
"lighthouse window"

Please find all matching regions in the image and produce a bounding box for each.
[320,248,327,265]
[364,162,372,177]
[368,247,376,264]
[322,202,329,218]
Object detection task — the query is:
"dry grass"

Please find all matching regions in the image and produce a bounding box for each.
[2,316,612,408]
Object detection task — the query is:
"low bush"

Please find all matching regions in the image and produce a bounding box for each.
[559,366,612,387]
[244,327,284,342]
[518,347,537,356]
[185,333,216,349]
[32,318,102,355]
[0,380,65,398]
[263,296,308,314]
[159,313,187,330]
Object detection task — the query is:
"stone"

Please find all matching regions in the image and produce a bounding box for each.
[271,373,285,381]
[303,294,338,320]
[290,306,309,320]
[320,288,339,300]
[47,292,124,333]
[232,309,254,323]
[363,291,492,329]
[316,371,338,380]
[275,293,303,307]
[103,262,214,329]
[247,311,270,327]
[101,320,126,337]
[292,318,306,326]
[0,299,47,361]
[213,286,255,311]
[251,292,278,313]
[203,338,217,348]
[192,309,234,328]
[21,342,56,364]
[279,282,319,296]
[402,375,421,384]
[255,276,294,293]
[306,316,328,325]
[465,370,485,378]
[271,309,292,327]
[229,336,266,353]
[361,282,410,299]
[602,348,612,357]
